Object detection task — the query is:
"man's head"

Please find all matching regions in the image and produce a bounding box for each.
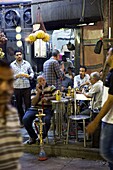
[106,47,113,69]
[52,49,60,60]
[79,65,87,78]
[99,69,103,80]
[90,72,100,85]
[0,60,14,105]
[14,49,23,62]
[62,55,67,62]
[37,75,46,87]
[102,47,113,82]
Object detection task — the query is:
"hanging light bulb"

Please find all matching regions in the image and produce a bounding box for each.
[16,26,22,33]
[16,34,21,40]
[17,40,22,47]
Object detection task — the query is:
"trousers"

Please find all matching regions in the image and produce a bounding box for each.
[100,122,113,170]
[23,107,52,139]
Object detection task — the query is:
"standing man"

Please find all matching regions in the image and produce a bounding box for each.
[0,60,23,170]
[43,49,63,90]
[86,47,113,169]
[10,49,34,126]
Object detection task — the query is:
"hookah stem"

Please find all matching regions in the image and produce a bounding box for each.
[42,85,44,110]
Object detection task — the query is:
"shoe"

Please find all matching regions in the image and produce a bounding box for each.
[24,138,36,145]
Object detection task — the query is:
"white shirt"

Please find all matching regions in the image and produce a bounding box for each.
[86,80,103,109]
[10,60,34,89]
[74,74,90,88]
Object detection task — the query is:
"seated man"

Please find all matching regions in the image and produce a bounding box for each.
[23,75,57,144]
[74,65,90,91]
[61,69,73,93]
[74,65,90,111]
[80,71,103,117]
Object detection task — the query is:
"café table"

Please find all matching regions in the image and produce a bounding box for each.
[51,98,69,142]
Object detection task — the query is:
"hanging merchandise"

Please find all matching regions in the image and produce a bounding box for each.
[67,42,75,51]
[67,29,75,51]
[94,38,103,54]
[25,7,50,44]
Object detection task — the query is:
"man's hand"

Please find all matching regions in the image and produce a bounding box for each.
[16,73,30,78]
[41,97,48,103]
[86,120,99,134]
[36,84,42,94]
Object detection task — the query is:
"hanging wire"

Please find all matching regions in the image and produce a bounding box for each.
[80,0,86,22]
[89,0,97,5]
[97,0,103,22]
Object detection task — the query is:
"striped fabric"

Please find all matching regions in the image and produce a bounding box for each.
[0,105,23,170]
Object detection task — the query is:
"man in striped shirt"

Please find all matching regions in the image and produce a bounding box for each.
[0,60,23,170]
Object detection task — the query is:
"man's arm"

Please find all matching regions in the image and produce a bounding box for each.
[54,62,63,80]
[86,94,113,134]
[31,86,42,106]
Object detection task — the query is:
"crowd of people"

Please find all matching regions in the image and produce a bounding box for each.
[1,47,113,169]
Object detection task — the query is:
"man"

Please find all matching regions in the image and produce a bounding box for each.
[74,66,90,112]
[74,65,90,90]
[0,60,23,170]
[86,48,113,169]
[10,49,34,126]
[61,69,73,93]
[23,75,57,144]
[62,54,74,73]
[81,72,103,115]
[43,49,63,90]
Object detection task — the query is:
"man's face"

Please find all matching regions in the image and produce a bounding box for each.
[0,67,14,105]
[56,54,60,60]
[38,77,46,87]
[89,76,94,85]
[79,68,86,78]
[106,48,113,67]
[15,52,23,62]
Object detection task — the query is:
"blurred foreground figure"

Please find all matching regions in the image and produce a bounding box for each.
[0,60,23,170]
[86,47,113,170]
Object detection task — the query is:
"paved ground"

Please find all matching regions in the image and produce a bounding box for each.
[20,127,109,170]
[20,153,109,170]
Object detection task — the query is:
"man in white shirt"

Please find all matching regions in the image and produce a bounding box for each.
[74,65,90,90]
[10,49,34,126]
[80,71,103,116]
